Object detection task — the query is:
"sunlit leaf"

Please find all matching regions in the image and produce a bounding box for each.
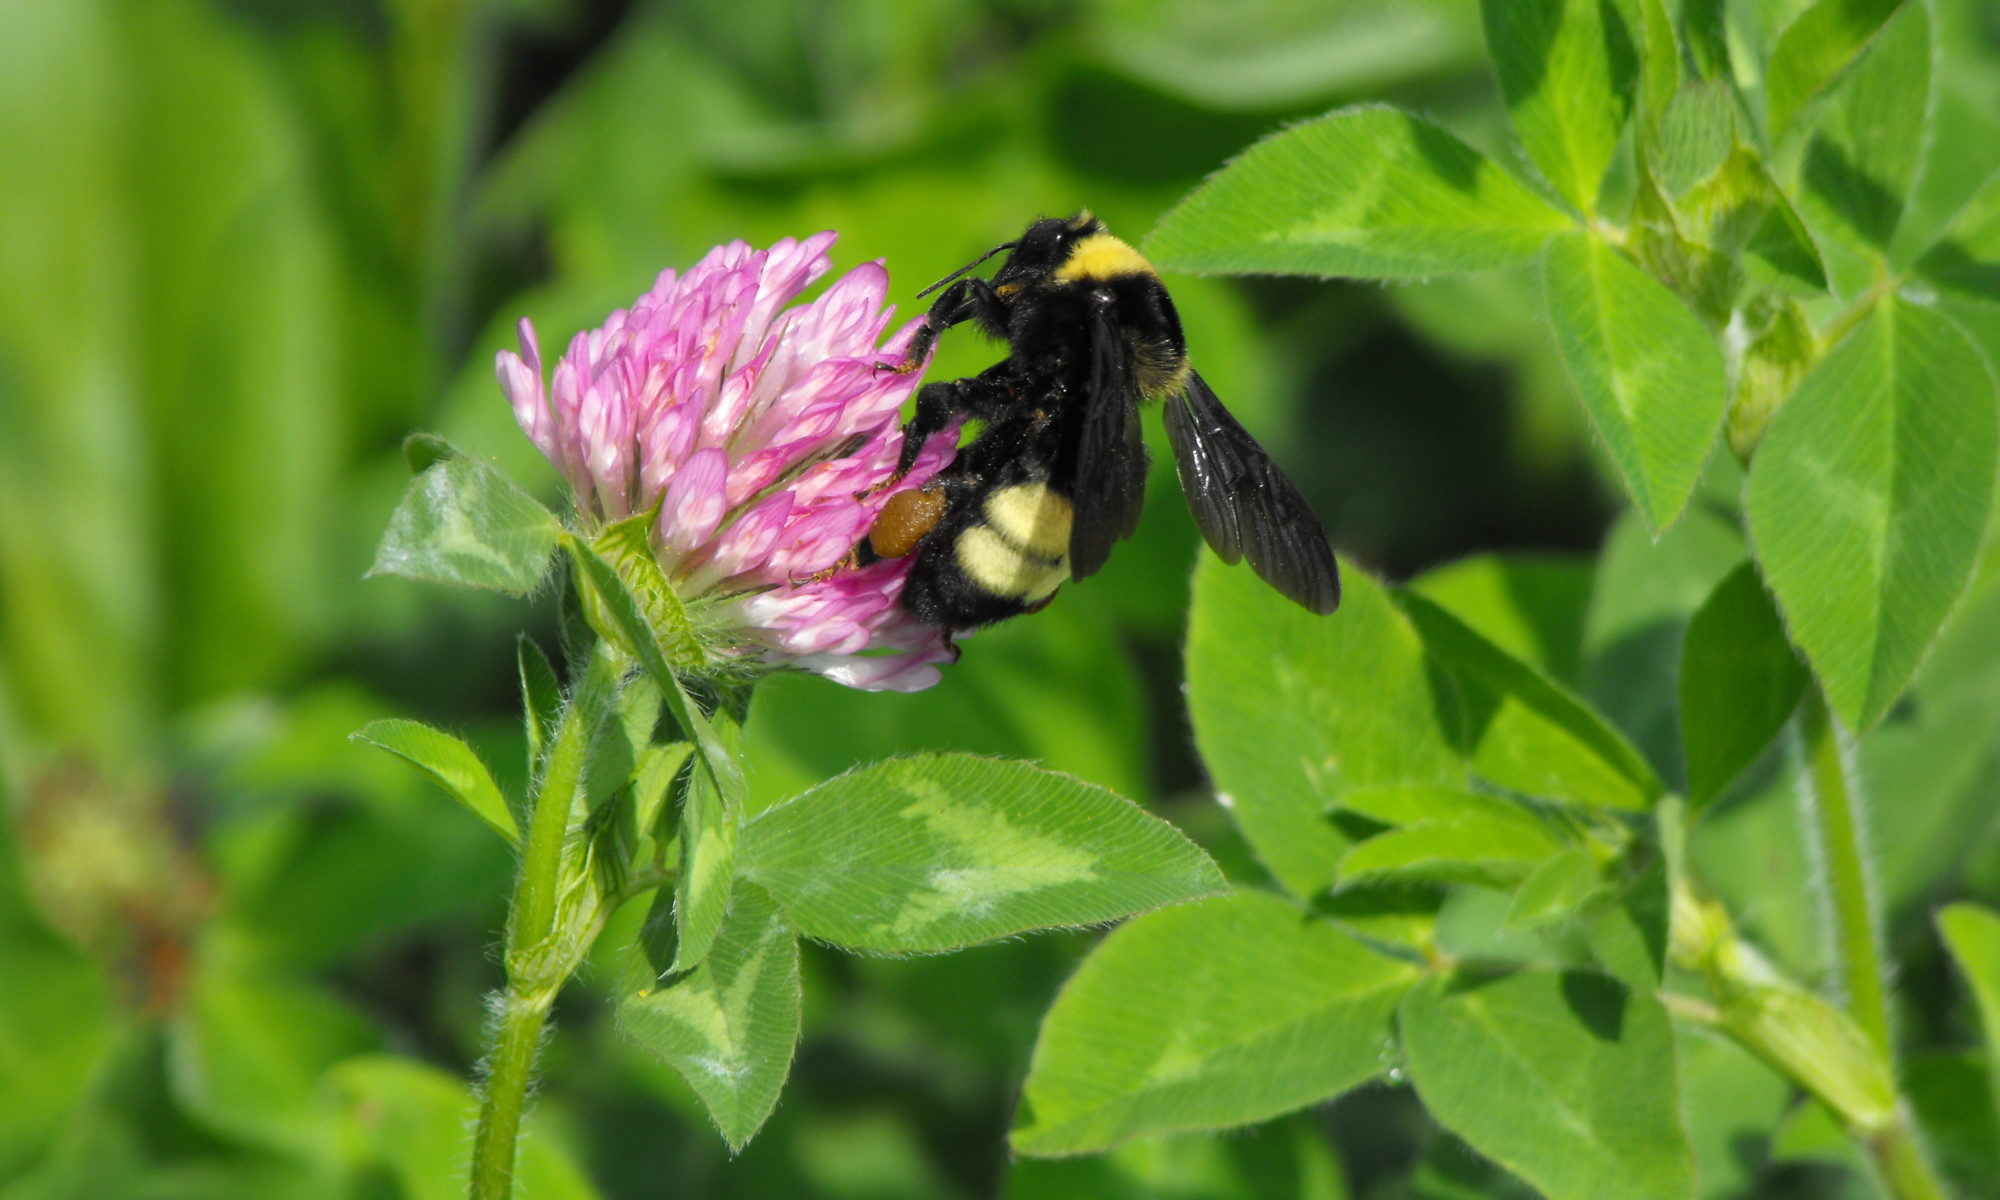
[1482,0,1638,214]
[1765,0,1907,141]
[1651,83,1734,198]
[1400,969,1695,1200]
[619,881,799,1151]
[351,718,520,845]
[1635,0,1680,146]
[1148,106,1571,279]
[1506,848,1602,928]
[370,436,560,596]
[1543,232,1727,531]
[1397,591,1663,809]
[1789,0,1929,293]
[740,755,1224,954]
[1188,559,1463,901]
[1744,299,1998,730]
[1336,823,1563,890]
[1409,553,1592,685]
[1013,892,1417,1155]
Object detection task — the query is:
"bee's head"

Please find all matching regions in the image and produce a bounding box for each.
[993,211,1104,287]
[916,212,1107,301]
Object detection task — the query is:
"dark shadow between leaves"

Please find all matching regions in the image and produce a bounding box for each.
[1801,134,1904,251]
[1918,237,2000,300]
[1559,969,1628,1041]
[1310,882,1447,964]
[1437,961,1524,996]
[1497,556,1593,685]
[1408,115,1481,193]
[1598,0,1639,111]
[1313,881,1449,923]
[1421,637,1491,760]
[1327,808,1393,843]
[1583,616,1689,791]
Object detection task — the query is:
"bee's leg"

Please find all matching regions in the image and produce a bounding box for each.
[890,278,1006,373]
[894,373,1016,476]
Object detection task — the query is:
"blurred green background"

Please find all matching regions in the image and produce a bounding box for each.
[3,1,1996,1197]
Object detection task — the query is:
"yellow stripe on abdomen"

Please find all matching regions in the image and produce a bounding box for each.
[956,527,1069,602]
[983,483,1072,557]
[956,482,1073,602]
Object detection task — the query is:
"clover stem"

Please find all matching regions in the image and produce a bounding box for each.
[468,644,623,1199]
[1798,685,1889,1056]
[468,988,556,1200]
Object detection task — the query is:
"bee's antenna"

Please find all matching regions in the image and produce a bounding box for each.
[917,241,1017,298]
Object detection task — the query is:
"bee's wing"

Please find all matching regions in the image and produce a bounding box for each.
[1164,371,1340,614]
[1065,293,1151,580]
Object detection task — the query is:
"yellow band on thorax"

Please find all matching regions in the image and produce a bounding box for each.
[1052,234,1156,284]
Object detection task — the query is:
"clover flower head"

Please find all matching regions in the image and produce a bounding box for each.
[497,233,959,691]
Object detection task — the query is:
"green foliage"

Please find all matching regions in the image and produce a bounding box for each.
[371,437,562,596]
[1400,971,1695,1200]
[1400,589,1663,809]
[1939,904,2000,1125]
[1481,0,1636,216]
[1676,1031,1795,1200]
[1186,558,1459,901]
[0,910,115,1180]
[619,882,800,1151]
[1542,231,1727,531]
[6,0,2000,1196]
[350,718,520,845]
[1006,1112,1349,1200]
[1156,0,2000,757]
[1147,107,1571,279]
[1678,563,1807,806]
[1765,0,1908,143]
[1744,300,1998,731]
[1013,891,1416,1155]
[1787,1,1932,295]
[166,953,379,1151]
[740,755,1225,955]
[328,1058,602,1200]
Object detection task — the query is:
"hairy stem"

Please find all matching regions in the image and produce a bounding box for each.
[468,645,623,1200]
[468,988,555,1200]
[1795,688,1954,1199]
[1798,686,1890,1056]
[1872,1115,1951,1200]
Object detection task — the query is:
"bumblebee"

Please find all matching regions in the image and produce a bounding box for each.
[870,211,1340,632]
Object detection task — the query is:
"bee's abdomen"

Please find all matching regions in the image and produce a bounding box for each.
[954,482,1072,602]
